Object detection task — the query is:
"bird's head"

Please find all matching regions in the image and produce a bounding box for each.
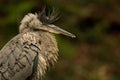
[19,8,75,38]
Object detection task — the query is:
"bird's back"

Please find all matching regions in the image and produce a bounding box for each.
[0,31,58,80]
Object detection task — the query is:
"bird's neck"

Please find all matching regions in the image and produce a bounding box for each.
[33,31,59,78]
[39,31,59,64]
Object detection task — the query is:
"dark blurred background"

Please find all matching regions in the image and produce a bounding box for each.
[0,0,120,80]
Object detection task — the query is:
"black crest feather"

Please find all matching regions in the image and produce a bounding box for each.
[38,7,60,24]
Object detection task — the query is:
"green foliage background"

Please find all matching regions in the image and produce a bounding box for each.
[0,0,120,80]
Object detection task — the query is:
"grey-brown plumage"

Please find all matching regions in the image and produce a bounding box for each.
[0,8,75,80]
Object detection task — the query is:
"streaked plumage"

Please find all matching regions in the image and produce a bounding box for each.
[0,8,75,80]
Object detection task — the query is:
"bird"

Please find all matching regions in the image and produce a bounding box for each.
[0,8,75,80]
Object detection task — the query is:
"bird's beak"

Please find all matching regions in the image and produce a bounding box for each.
[40,24,76,38]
